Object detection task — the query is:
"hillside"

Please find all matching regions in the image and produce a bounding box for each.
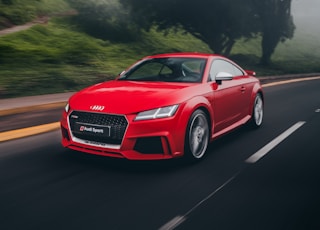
[0,0,320,98]
[0,0,70,29]
[0,17,212,98]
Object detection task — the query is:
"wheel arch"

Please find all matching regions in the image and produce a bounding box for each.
[194,106,212,140]
[249,83,264,115]
[177,96,214,146]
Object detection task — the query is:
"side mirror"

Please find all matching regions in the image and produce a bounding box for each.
[215,72,233,84]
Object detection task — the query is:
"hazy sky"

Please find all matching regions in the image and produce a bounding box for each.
[292,0,320,35]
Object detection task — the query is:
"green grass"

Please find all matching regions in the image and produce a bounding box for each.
[272,32,320,73]
[0,18,212,98]
[231,33,320,75]
[0,0,70,27]
[0,15,320,98]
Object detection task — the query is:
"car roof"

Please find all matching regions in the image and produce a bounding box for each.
[145,52,224,59]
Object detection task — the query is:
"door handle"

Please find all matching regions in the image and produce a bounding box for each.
[240,86,246,93]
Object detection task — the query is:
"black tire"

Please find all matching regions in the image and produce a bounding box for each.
[184,110,209,161]
[250,93,264,128]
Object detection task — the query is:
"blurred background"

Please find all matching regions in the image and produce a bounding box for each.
[0,0,319,98]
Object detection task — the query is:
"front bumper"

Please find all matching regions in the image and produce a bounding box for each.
[60,110,186,160]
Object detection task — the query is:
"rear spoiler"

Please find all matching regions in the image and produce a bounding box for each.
[245,70,256,76]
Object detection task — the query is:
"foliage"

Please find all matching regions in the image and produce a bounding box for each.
[66,0,139,42]
[121,0,252,55]
[0,19,212,98]
[0,0,319,98]
[1,0,294,65]
[0,0,70,27]
[121,0,295,65]
[252,0,295,64]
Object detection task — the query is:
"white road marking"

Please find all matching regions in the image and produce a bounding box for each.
[159,121,307,229]
[245,121,306,164]
[159,216,186,230]
[158,172,240,230]
[315,109,320,113]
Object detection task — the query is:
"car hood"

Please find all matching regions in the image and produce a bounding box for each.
[69,80,197,114]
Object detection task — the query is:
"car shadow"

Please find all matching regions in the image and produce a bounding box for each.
[59,124,256,174]
[60,148,190,173]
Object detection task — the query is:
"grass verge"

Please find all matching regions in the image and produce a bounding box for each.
[0,17,320,98]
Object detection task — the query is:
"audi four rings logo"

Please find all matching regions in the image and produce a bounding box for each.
[90,105,105,111]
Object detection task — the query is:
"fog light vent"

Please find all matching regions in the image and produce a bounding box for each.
[61,126,70,141]
[134,137,164,154]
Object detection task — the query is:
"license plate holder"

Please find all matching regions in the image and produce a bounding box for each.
[74,123,111,137]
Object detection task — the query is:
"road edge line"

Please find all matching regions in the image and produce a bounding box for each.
[0,122,61,142]
[0,102,66,116]
[262,76,320,88]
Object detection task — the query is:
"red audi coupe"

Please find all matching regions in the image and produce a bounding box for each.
[61,53,264,161]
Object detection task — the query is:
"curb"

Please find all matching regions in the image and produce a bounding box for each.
[0,101,66,116]
[0,122,60,142]
[259,73,320,84]
[262,76,320,88]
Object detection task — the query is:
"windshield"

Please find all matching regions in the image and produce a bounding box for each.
[119,57,207,83]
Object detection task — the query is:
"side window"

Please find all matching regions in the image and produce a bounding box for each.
[209,59,244,81]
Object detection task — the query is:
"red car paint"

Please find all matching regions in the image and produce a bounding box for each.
[61,53,263,160]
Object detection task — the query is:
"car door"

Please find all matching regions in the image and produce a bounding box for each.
[209,59,248,133]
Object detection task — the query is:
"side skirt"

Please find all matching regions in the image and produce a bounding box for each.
[211,115,251,141]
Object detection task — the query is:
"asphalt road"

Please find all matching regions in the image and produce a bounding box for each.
[0,107,62,132]
[1,79,320,230]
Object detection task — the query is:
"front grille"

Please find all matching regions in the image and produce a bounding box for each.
[69,111,128,145]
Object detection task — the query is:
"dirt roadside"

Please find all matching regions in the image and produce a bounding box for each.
[0,16,49,37]
[0,10,77,37]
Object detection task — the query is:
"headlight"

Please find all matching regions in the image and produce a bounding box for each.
[135,105,179,121]
[64,103,70,113]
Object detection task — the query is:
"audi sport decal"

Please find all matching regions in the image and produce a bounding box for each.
[79,126,104,134]
[74,123,111,137]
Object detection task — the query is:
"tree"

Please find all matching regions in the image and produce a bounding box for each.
[252,0,295,65]
[121,0,294,64]
[120,0,258,56]
[67,0,138,41]
[1,0,13,4]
